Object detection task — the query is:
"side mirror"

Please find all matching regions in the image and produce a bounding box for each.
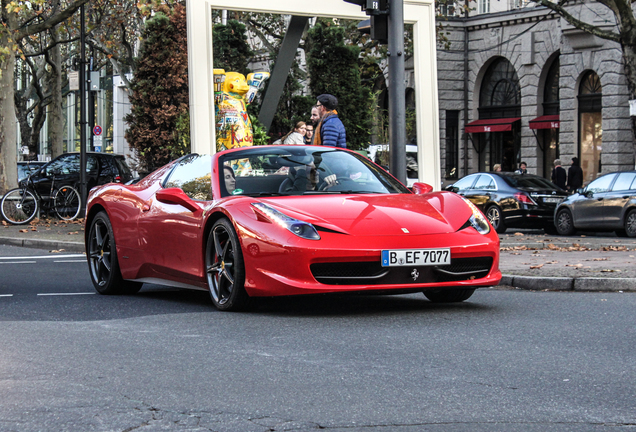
[156,188,201,213]
[444,185,459,193]
[412,182,434,195]
[576,188,585,195]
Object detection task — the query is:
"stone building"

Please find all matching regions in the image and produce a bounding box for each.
[436,1,635,186]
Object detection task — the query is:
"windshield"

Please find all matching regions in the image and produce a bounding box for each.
[218,147,410,197]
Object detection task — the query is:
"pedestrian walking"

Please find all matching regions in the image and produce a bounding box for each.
[551,159,567,190]
[273,121,307,145]
[515,161,528,174]
[567,157,584,192]
[313,94,346,148]
[493,164,502,172]
[304,124,314,144]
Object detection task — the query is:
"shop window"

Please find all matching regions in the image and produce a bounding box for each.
[578,71,602,184]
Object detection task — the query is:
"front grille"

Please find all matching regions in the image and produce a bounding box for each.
[310,257,493,285]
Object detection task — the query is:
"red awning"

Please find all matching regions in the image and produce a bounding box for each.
[529,115,560,130]
[465,118,521,133]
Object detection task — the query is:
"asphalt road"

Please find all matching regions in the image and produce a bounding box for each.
[1,245,635,431]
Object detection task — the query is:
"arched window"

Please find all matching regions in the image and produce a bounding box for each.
[479,58,521,118]
[474,58,521,172]
[578,71,602,183]
[543,58,559,115]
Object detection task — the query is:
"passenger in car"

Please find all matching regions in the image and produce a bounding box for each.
[224,166,236,194]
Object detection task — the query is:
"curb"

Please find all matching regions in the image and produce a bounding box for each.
[500,274,636,292]
[0,237,85,254]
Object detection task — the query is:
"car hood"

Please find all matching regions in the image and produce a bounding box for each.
[256,192,472,236]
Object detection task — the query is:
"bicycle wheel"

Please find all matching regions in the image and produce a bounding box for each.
[54,186,81,220]
[1,188,38,224]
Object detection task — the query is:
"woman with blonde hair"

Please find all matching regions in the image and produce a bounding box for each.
[493,164,502,172]
[273,121,307,145]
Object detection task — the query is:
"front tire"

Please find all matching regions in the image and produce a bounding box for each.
[486,205,507,233]
[206,218,249,311]
[1,188,38,224]
[555,208,576,236]
[424,288,475,303]
[87,211,142,295]
[624,209,636,238]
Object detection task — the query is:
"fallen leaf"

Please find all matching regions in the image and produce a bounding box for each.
[19,229,28,233]
[566,263,584,268]
[514,232,524,236]
[546,261,558,264]
[593,258,608,261]
[530,264,544,269]
[601,269,622,272]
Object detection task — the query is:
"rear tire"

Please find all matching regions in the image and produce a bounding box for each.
[54,186,81,220]
[555,208,575,236]
[624,209,636,238]
[486,205,507,233]
[1,188,38,225]
[87,211,142,295]
[424,288,475,303]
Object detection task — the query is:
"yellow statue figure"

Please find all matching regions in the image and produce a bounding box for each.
[214,69,270,152]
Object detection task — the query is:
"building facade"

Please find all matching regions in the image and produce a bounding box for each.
[437,1,635,186]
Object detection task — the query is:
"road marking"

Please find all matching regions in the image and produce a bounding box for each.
[37,292,95,296]
[0,261,37,264]
[53,260,86,263]
[0,254,84,260]
[0,294,13,297]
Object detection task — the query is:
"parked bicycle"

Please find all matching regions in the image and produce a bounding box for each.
[1,166,81,224]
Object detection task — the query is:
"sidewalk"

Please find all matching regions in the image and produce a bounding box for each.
[1,220,635,292]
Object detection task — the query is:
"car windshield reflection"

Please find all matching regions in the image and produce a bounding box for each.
[219,147,409,197]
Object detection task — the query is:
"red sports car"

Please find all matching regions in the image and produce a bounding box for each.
[85,145,501,311]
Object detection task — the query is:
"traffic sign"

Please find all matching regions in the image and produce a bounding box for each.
[93,125,102,136]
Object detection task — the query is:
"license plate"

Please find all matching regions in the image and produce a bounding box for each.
[381,248,451,267]
[543,197,564,204]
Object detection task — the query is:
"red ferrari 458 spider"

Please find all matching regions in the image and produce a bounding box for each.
[84,145,501,310]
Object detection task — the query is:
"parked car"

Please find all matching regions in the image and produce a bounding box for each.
[445,172,568,233]
[367,144,419,187]
[84,145,501,311]
[554,170,636,237]
[23,152,133,200]
[17,161,47,182]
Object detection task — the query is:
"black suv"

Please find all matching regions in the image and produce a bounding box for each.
[23,152,133,199]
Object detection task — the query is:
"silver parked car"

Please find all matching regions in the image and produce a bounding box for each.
[554,170,636,237]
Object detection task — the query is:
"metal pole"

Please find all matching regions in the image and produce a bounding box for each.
[79,4,87,213]
[388,0,406,184]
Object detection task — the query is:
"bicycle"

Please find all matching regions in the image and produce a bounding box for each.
[1,166,81,225]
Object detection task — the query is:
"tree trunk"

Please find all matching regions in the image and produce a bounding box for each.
[48,22,64,158]
[0,19,18,194]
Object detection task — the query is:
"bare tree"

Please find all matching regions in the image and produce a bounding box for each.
[530,0,636,156]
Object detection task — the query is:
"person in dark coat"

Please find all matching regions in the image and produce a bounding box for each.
[567,157,584,192]
[551,159,567,190]
[314,94,347,148]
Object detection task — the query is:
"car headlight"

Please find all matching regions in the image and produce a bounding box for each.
[461,198,491,235]
[251,202,320,240]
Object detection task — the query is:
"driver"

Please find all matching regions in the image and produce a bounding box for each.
[291,158,337,191]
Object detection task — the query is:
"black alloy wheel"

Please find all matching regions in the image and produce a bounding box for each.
[625,209,636,238]
[87,211,142,295]
[206,218,249,311]
[486,205,507,233]
[424,288,475,303]
[555,208,576,236]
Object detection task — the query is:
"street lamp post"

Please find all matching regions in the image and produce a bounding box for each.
[79,4,87,213]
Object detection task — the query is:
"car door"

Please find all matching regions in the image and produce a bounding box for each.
[464,174,497,209]
[137,154,213,283]
[571,174,616,228]
[603,172,636,228]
